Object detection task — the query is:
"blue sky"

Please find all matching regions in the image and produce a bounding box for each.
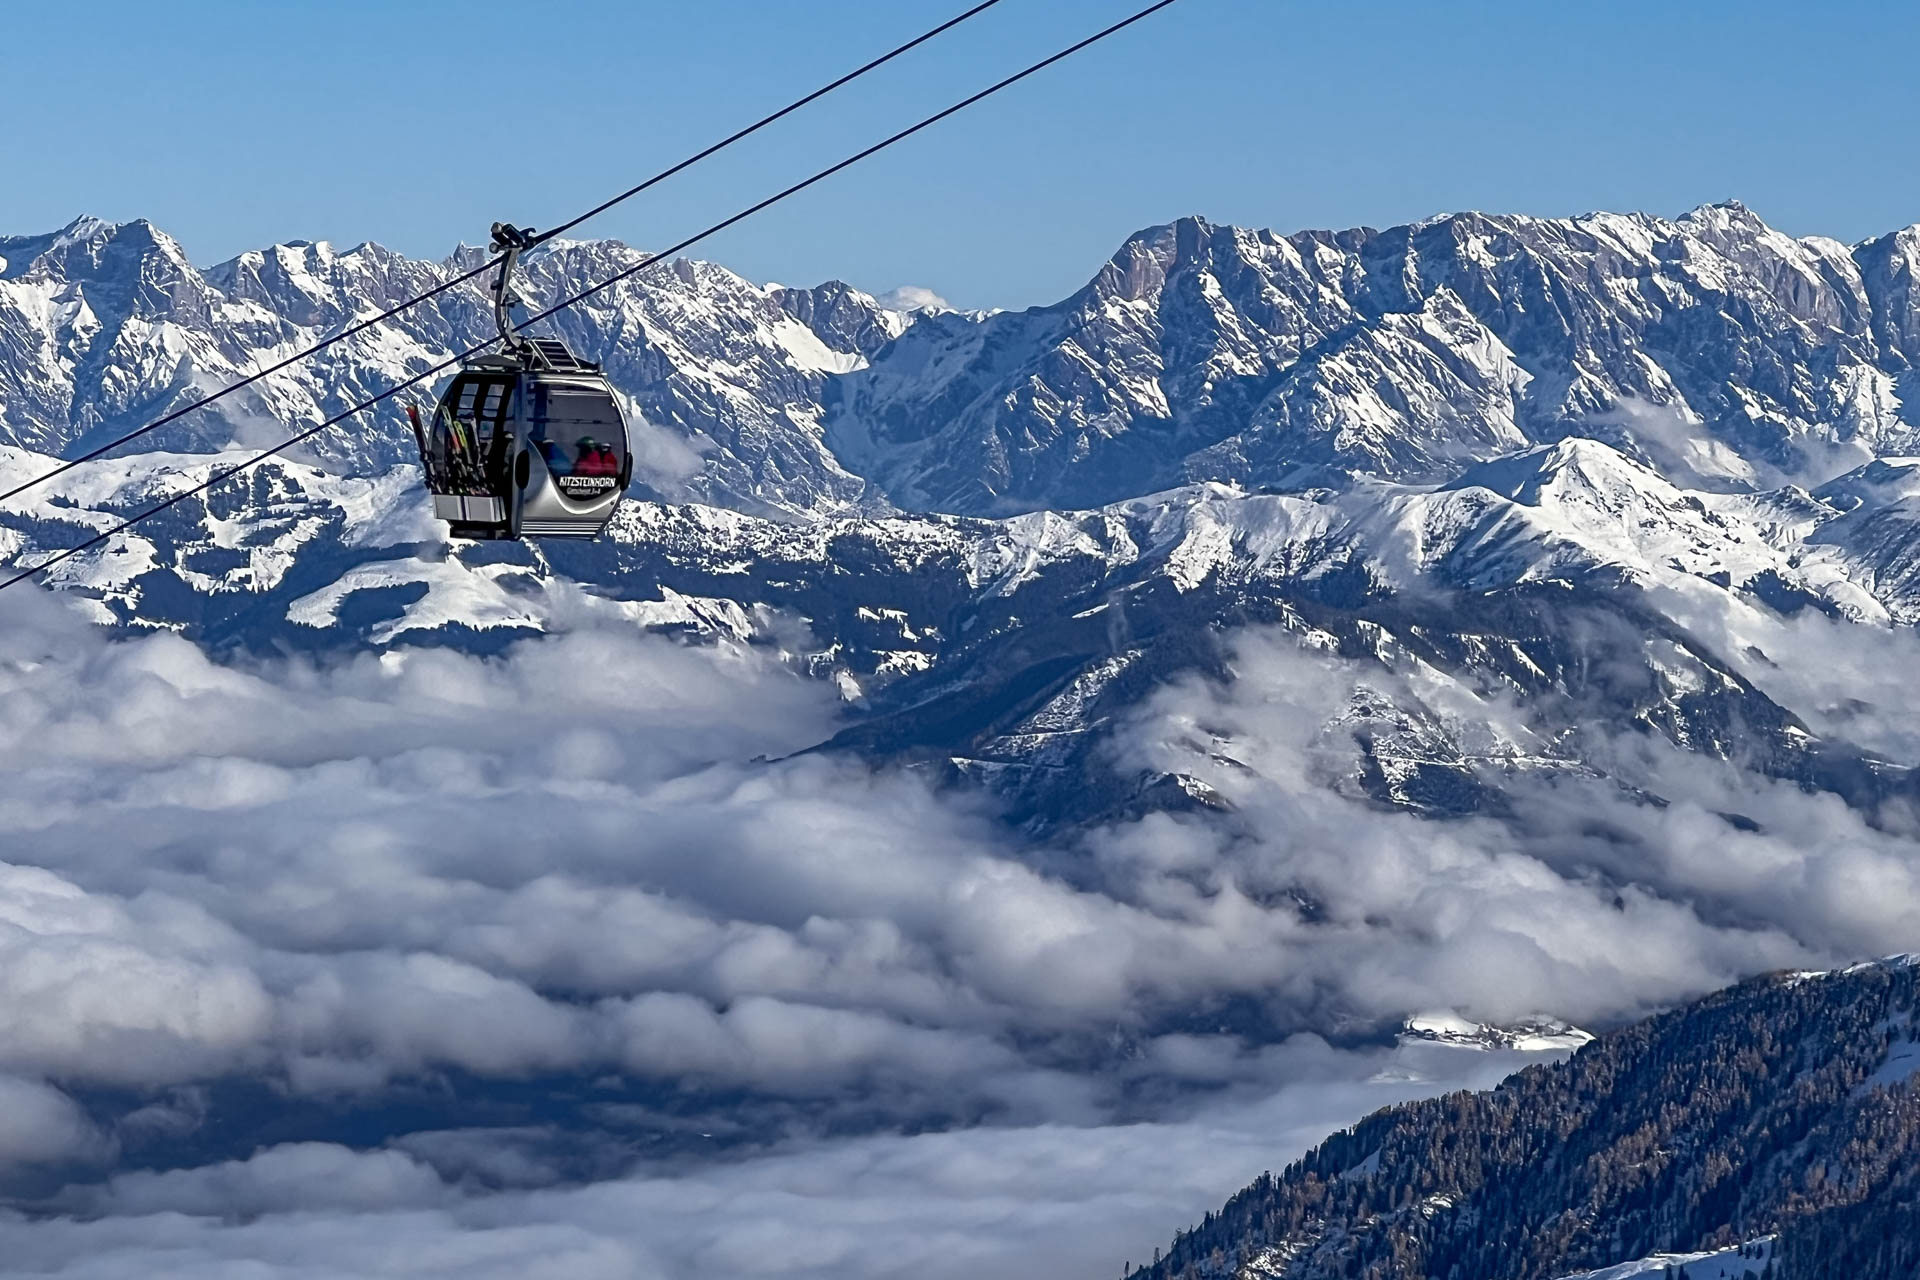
[5,0,1917,309]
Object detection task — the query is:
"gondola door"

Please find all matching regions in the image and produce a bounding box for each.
[423,372,518,539]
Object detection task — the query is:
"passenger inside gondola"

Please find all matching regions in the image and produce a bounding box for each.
[530,386,627,496]
[574,437,618,477]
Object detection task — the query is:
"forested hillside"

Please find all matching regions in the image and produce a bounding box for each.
[1131,961,1920,1280]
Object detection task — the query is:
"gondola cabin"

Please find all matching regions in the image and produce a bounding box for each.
[410,337,632,540]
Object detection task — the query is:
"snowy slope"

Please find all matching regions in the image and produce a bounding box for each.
[1400,1012,1594,1053]
[1559,1239,1775,1280]
[13,428,1920,835]
[12,433,1902,649]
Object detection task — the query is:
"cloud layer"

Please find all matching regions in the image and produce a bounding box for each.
[8,1041,1527,1280]
[0,581,1917,1274]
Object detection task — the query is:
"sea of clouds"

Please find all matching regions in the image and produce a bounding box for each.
[0,578,1916,1277]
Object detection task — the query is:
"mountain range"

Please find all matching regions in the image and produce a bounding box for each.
[9,201,1920,1272]
[10,201,1920,905]
[12,200,1920,522]
[12,203,1920,831]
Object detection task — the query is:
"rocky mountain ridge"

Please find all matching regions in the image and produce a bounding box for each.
[825,202,1920,514]
[0,215,921,518]
[10,201,1920,525]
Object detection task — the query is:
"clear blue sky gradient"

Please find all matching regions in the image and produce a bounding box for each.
[5,0,1917,309]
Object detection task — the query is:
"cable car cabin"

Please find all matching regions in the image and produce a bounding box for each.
[410,338,632,540]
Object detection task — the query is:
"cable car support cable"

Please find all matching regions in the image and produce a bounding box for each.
[0,0,1182,592]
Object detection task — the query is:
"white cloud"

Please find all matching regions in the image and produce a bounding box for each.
[0,581,1916,1274]
[873,286,951,314]
[72,1142,451,1218]
[0,862,272,1086]
[14,1040,1523,1280]
[0,1075,107,1167]
[1096,628,1916,1028]
[1588,393,1874,490]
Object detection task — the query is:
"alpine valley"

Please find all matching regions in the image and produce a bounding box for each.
[8,202,1920,1276]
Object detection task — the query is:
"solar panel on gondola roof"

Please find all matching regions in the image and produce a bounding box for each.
[528,337,597,373]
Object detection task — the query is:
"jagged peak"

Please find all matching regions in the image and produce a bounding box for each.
[1103,202,1812,265]
[0,214,192,283]
[528,234,635,254]
[270,238,337,261]
[1087,214,1236,303]
[1448,437,1669,504]
[57,213,114,240]
[1107,214,1225,259]
[1677,197,1773,233]
[14,213,158,251]
[1813,455,1920,508]
[73,214,175,246]
[206,238,346,282]
[1404,208,1484,234]
[1852,219,1920,257]
[445,241,491,271]
[1156,213,1219,239]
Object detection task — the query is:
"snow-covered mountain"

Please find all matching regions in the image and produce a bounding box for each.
[8,427,1920,834]
[827,205,1920,514]
[0,216,918,518]
[13,202,1920,525]
[11,203,1920,852]
[1399,1012,1593,1053]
